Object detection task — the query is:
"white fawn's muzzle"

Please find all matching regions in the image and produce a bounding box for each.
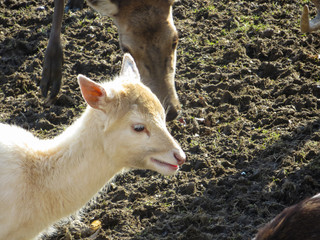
[149,147,186,176]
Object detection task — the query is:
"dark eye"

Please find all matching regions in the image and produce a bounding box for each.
[172,39,178,49]
[133,124,145,132]
[172,35,179,49]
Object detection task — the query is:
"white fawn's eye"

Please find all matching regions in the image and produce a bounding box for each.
[132,124,145,132]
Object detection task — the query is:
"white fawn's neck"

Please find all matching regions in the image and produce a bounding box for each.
[33,109,122,217]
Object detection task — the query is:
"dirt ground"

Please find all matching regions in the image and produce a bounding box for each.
[1,0,320,239]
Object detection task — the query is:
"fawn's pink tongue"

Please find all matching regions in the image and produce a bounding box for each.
[151,158,178,170]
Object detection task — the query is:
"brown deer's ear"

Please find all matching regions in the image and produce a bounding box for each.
[78,74,109,110]
[120,53,140,81]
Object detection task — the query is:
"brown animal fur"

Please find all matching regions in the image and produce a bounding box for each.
[42,0,180,120]
[254,193,320,240]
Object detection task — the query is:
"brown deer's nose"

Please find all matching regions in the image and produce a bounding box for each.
[166,102,181,121]
[174,152,186,165]
[166,108,178,121]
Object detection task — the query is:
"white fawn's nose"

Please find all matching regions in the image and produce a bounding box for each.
[174,150,186,166]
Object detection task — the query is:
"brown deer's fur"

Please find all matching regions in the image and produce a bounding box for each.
[254,193,320,240]
[42,0,180,120]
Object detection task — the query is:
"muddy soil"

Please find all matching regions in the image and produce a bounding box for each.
[1,0,320,239]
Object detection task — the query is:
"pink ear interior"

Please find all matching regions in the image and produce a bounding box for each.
[78,75,106,109]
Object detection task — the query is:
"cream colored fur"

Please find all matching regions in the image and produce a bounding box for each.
[0,54,185,240]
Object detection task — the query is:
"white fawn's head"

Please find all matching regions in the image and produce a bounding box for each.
[78,53,185,175]
[86,0,180,121]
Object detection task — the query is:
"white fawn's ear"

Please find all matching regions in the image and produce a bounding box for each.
[120,53,140,81]
[77,74,111,110]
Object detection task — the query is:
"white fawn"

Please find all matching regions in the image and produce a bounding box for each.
[0,53,186,240]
